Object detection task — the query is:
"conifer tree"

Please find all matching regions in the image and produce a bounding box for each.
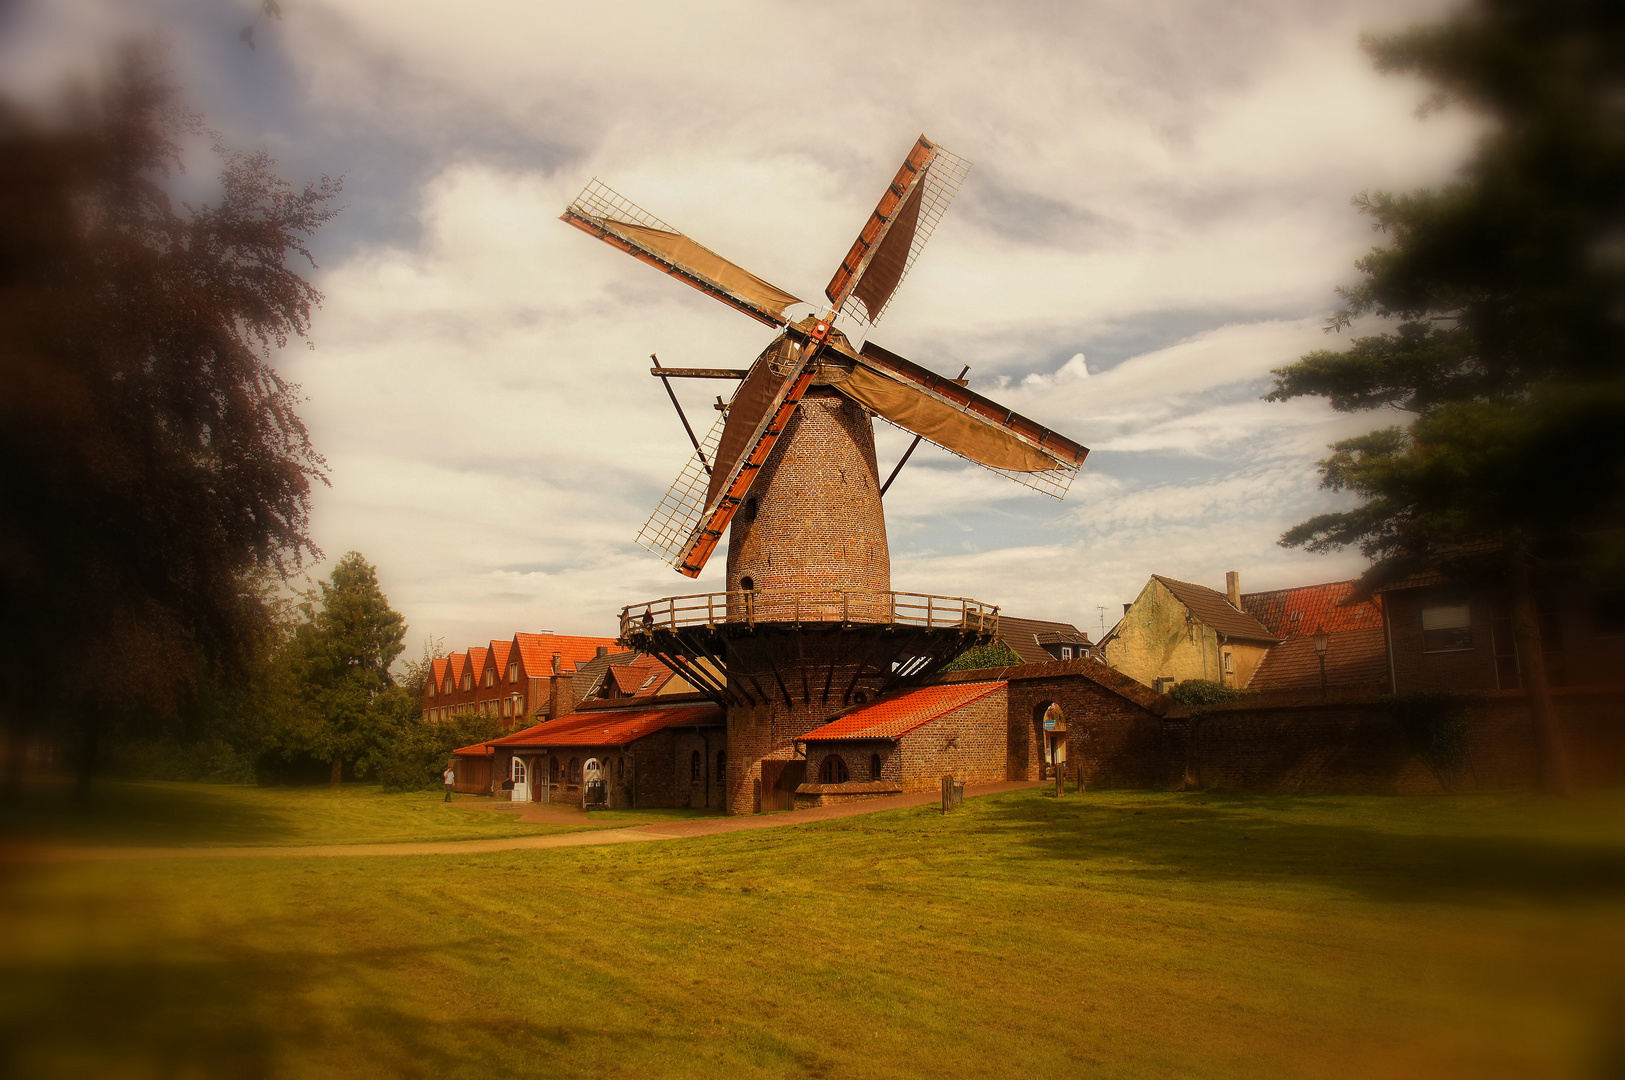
[1267,0,1624,792]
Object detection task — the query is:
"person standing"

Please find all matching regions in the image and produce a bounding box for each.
[442,764,456,802]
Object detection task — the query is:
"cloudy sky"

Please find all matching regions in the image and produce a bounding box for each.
[5,0,1480,655]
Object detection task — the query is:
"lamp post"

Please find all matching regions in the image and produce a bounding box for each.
[1313,628,1329,699]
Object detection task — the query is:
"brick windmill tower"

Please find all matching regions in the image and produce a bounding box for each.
[562,137,1089,813]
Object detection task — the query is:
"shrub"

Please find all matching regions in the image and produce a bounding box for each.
[1165,680,1249,708]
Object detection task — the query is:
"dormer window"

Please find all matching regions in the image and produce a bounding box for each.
[1060,646,1073,660]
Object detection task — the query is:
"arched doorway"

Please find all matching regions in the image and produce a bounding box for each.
[1033,702,1066,780]
[510,755,530,803]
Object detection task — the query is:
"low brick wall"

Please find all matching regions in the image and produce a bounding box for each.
[1160,687,1625,793]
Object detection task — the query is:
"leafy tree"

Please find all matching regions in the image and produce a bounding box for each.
[276,553,407,785]
[0,49,337,797]
[1266,0,1624,792]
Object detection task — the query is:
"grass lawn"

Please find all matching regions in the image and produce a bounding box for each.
[3,787,1624,1078]
[0,779,620,847]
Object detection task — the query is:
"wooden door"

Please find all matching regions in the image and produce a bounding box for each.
[758,760,806,812]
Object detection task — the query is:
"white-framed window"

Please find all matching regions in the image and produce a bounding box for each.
[1422,604,1473,652]
[1060,646,1073,660]
[1222,652,1233,673]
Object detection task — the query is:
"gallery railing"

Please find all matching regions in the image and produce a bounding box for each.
[619,589,999,636]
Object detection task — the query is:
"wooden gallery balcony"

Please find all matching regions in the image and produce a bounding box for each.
[617,589,1000,709]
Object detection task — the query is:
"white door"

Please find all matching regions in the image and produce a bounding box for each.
[511,756,530,803]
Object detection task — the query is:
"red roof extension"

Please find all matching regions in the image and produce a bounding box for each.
[607,655,677,696]
[799,681,1006,742]
[488,703,722,748]
[1243,580,1384,638]
[1248,626,1390,693]
[513,632,623,675]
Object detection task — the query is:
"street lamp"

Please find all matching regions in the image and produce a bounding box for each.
[1313,628,1329,698]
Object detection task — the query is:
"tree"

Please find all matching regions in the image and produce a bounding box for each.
[1266,0,1624,792]
[280,553,407,786]
[0,49,337,796]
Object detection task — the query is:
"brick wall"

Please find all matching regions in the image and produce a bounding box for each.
[725,389,890,622]
[1385,586,1500,693]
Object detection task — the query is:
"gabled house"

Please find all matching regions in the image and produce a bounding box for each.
[422,656,453,723]
[1101,573,1280,691]
[996,616,1095,664]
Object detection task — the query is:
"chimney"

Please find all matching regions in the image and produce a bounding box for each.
[596,645,608,659]
[549,657,575,721]
[1226,571,1241,609]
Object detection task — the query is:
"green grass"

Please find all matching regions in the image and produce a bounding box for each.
[2,787,1624,1078]
[0,779,612,847]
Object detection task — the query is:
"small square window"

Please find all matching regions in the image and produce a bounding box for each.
[1422,604,1474,652]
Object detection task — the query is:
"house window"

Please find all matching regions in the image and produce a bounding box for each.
[819,755,850,783]
[569,757,581,783]
[427,682,436,698]
[550,757,561,782]
[1060,646,1073,660]
[508,662,519,683]
[617,757,624,780]
[691,750,702,783]
[511,757,526,783]
[1222,652,1233,673]
[444,678,453,695]
[1153,677,1175,694]
[717,750,726,778]
[462,675,472,691]
[1422,604,1473,652]
[870,753,882,781]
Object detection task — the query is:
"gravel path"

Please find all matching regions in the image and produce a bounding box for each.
[3,781,1043,862]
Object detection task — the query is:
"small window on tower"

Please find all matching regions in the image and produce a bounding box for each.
[870,753,882,781]
[740,576,755,592]
[742,496,758,522]
[691,750,701,783]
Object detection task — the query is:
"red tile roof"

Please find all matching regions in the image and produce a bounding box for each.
[1153,576,1280,643]
[607,655,677,696]
[465,646,488,690]
[1247,626,1390,693]
[427,657,451,699]
[799,682,1006,742]
[487,639,513,671]
[446,652,468,690]
[452,741,494,757]
[487,703,723,748]
[512,632,624,675]
[1243,580,1384,638]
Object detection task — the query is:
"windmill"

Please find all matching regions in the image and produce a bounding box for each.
[561,136,1090,813]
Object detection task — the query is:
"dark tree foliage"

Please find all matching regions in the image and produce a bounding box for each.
[0,50,338,796]
[1266,0,1624,792]
[1165,680,1250,709]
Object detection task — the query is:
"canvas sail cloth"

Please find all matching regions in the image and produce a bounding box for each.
[850,179,923,323]
[834,364,1071,473]
[601,221,802,320]
[704,337,801,508]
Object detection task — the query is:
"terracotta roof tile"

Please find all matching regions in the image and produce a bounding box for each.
[1242,580,1384,638]
[512,632,623,675]
[489,703,723,748]
[799,682,1005,742]
[1153,576,1280,643]
[936,658,1171,714]
[487,639,513,670]
[1247,626,1390,693]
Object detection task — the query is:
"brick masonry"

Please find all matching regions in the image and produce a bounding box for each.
[797,689,1011,806]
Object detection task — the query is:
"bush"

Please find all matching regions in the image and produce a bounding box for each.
[1165,680,1249,708]
[1388,692,1475,788]
[942,640,1022,672]
[373,714,506,792]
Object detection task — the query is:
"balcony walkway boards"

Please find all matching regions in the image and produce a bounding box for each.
[5,781,1045,863]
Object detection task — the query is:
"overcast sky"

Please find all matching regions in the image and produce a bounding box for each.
[5,0,1479,654]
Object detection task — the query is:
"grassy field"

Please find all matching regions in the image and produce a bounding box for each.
[2,786,1624,1078]
[0,780,632,847]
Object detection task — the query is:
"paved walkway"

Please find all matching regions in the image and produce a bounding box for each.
[4,782,1043,863]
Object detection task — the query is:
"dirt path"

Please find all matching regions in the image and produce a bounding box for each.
[4,782,1044,863]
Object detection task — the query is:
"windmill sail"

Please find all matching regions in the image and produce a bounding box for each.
[833,341,1088,498]
[562,180,803,327]
[825,136,972,327]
